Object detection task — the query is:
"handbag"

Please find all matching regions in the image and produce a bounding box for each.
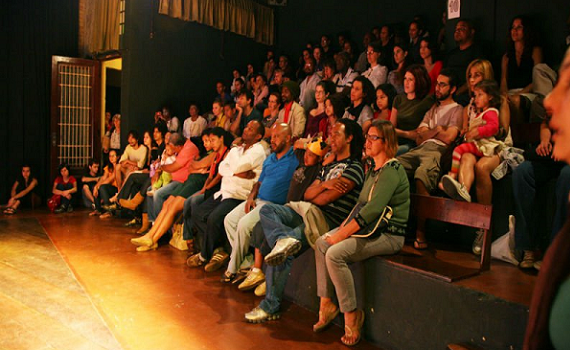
[169,222,188,250]
[47,195,61,212]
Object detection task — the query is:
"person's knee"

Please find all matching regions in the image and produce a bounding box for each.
[513,161,533,184]
[315,236,328,255]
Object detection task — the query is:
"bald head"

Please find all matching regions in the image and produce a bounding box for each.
[270,123,292,155]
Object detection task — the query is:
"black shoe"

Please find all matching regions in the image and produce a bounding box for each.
[67,205,73,213]
[54,205,67,214]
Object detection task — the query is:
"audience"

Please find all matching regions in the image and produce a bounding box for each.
[361,41,388,88]
[52,163,77,214]
[81,159,101,209]
[373,84,397,121]
[299,56,322,112]
[387,42,413,94]
[3,165,38,214]
[115,130,147,188]
[334,52,359,94]
[420,37,443,94]
[231,90,263,137]
[183,103,207,139]
[277,81,306,138]
[91,150,119,217]
[343,76,375,133]
[262,92,282,138]
[303,80,336,138]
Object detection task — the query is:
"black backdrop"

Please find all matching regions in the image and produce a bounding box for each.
[1,0,79,202]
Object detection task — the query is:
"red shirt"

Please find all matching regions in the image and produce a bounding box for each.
[54,176,77,185]
[283,102,293,124]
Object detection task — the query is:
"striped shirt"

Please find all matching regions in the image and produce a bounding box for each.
[318,157,365,227]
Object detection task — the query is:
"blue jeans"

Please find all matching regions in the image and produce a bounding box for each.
[258,203,306,314]
[145,181,182,222]
[183,194,205,240]
[513,161,570,250]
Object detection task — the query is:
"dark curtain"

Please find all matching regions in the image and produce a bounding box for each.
[1,0,79,203]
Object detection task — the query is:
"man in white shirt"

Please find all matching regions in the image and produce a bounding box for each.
[334,51,359,94]
[299,56,322,113]
[116,130,147,188]
[187,120,267,272]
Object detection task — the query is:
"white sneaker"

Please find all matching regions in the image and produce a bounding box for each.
[264,237,302,266]
[441,175,472,202]
[472,228,484,255]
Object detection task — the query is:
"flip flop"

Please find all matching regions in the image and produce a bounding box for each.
[414,239,428,250]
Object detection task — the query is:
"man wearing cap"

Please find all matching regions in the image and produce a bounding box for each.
[222,124,299,283]
[277,80,306,139]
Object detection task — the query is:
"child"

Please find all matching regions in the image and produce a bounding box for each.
[147,143,177,197]
[440,80,503,202]
[373,84,397,121]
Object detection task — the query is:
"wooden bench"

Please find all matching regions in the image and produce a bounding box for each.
[385,194,494,282]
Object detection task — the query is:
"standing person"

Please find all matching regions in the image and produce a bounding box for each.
[313,120,409,346]
[183,103,207,139]
[277,81,306,139]
[91,150,119,217]
[81,159,101,209]
[361,41,388,88]
[3,165,38,214]
[52,163,77,214]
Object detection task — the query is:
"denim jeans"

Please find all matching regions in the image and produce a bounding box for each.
[56,183,74,207]
[258,203,306,314]
[513,161,570,250]
[94,184,117,212]
[145,181,182,222]
[182,194,205,241]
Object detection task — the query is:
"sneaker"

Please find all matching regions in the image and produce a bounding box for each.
[254,282,266,297]
[54,205,67,214]
[519,251,535,269]
[472,229,485,255]
[220,270,236,283]
[67,205,73,213]
[441,175,472,202]
[186,253,205,268]
[533,260,542,271]
[238,268,265,291]
[265,237,302,266]
[204,251,229,272]
[245,307,280,323]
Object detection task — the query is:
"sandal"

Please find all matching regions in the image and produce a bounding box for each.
[413,239,428,250]
[3,208,16,215]
[99,212,112,219]
[341,309,365,346]
[313,304,340,333]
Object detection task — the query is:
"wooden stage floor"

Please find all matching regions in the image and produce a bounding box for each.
[1,209,537,349]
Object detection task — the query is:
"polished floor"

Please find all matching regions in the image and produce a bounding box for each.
[2,210,380,350]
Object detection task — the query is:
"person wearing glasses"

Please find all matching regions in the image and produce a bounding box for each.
[361,41,388,88]
[313,120,410,346]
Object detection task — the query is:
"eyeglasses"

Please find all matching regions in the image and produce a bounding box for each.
[365,134,384,141]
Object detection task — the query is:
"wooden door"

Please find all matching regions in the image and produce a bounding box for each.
[50,56,101,180]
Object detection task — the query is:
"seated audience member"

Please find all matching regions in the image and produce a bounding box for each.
[253,74,270,110]
[277,81,306,139]
[396,69,463,249]
[215,81,232,104]
[263,49,275,77]
[230,90,263,137]
[321,59,339,85]
[221,124,299,282]
[232,78,246,102]
[52,163,77,214]
[513,119,570,269]
[145,133,199,228]
[146,142,177,198]
[103,114,121,162]
[91,150,119,217]
[182,128,234,250]
[303,81,336,139]
[244,119,364,324]
[186,120,266,271]
[265,57,277,84]
[313,46,324,73]
[444,19,484,101]
[342,76,375,133]
[361,41,388,88]
[208,100,229,130]
[296,48,312,82]
[183,103,207,139]
[223,101,237,132]
[440,80,505,203]
[299,56,322,113]
[373,84,397,121]
[245,63,255,90]
[354,32,373,73]
[322,93,348,141]
[387,42,413,94]
[268,69,284,95]
[379,25,395,66]
[343,40,357,68]
[500,15,543,123]
[131,130,215,252]
[142,130,157,168]
[320,35,335,60]
[262,92,282,139]
[314,120,409,346]
[391,64,435,155]
[242,139,326,294]
[159,106,180,133]
[408,20,424,64]
[81,159,101,209]
[231,69,245,95]
[3,165,38,214]
[420,37,443,94]
[278,55,294,78]
[115,130,147,188]
[523,47,570,350]
[334,52,359,94]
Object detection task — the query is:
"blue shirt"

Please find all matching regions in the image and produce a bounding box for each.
[258,147,299,204]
